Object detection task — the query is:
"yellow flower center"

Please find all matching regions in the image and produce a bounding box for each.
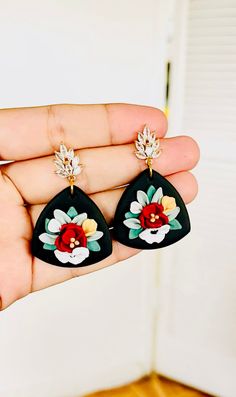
[150,213,159,222]
[69,237,80,248]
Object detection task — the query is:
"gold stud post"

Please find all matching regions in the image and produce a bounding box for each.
[146,157,153,178]
[69,175,75,195]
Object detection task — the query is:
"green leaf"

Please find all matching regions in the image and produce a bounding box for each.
[43,243,56,251]
[169,219,182,230]
[129,228,143,240]
[67,206,78,218]
[125,211,139,219]
[147,185,156,202]
[87,240,101,252]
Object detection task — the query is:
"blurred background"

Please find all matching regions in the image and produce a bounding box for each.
[0,0,235,396]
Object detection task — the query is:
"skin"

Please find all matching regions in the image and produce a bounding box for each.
[0,103,200,310]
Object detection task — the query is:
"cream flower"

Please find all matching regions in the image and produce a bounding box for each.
[162,196,176,213]
[82,219,98,237]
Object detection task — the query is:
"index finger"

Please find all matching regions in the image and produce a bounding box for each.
[0,103,167,161]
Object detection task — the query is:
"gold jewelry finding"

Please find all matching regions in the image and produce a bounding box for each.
[54,143,82,195]
[146,157,153,178]
[69,175,75,195]
[134,125,162,178]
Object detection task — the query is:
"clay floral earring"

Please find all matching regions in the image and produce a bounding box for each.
[113,126,191,249]
[32,143,112,267]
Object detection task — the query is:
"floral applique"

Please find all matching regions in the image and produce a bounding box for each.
[123,185,182,244]
[39,207,103,265]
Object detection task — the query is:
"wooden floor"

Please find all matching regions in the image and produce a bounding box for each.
[85,373,211,397]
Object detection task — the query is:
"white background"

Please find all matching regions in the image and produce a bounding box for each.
[0,1,169,396]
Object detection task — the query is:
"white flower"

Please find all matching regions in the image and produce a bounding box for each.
[54,143,81,178]
[139,224,170,244]
[135,125,161,160]
[123,218,141,229]
[46,209,87,234]
[129,187,164,216]
[54,247,89,265]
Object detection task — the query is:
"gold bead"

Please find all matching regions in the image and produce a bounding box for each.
[70,237,76,242]
[70,243,75,248]
[150,218,156,223]
[155,215,159,219]
[150,213,155,218]
[75,240,79,246]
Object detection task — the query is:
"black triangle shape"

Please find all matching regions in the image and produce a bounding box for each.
[113,169,191,249]
[32,186,112,267]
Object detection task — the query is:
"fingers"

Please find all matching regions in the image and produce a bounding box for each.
[3,136,200,204]
[0,239,32,310]
[0,169,33,311]
[0,103,167,161]
[31,241,140,293]
[29,171,198,227]
[0,238,139,310]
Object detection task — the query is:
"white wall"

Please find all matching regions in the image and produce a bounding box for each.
[0,1,170,396]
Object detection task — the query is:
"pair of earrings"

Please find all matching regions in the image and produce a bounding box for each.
[32,126,190,268]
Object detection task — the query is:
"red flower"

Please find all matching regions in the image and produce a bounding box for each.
[139,203,169,229]
[55,223,87,253]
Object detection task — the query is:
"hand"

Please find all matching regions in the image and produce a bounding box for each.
[0,103,200,310]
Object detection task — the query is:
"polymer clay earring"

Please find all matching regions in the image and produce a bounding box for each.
[32,144,112,267]
[113,126,191,249]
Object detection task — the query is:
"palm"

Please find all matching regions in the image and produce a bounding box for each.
[0,104,199,310]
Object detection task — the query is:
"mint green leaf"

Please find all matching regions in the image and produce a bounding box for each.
[169,219,182,230]
[125,211,139,219]
[129,228,143,239]
[147,185,156,202]
[45,218,50,233]
[43,243,56,251]
[67,206,78,218]
[87,240,101,252]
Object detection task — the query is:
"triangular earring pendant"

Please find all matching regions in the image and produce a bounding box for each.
[113,126,191,249]
[32,144,112,268]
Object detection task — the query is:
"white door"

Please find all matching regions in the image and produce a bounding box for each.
[0,1,170,396]
[155,1,236,396]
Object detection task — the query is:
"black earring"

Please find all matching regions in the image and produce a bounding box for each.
[113,126,190,249]
[32,143,112,267]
